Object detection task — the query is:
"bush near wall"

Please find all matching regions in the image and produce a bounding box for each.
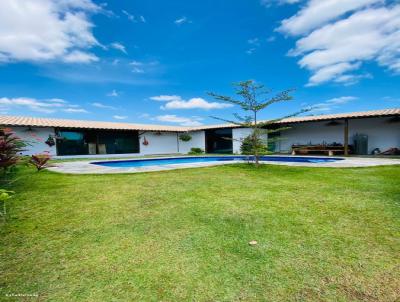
[188,148,204,155]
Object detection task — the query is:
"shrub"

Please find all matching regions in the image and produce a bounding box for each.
[179,133,192,142]
[30,152,52,171]
[240,135,269,155]
[0,189,14,221]
[0,128,26,172]
[188,147,204,155]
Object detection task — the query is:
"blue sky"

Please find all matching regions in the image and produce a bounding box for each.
[0,0,399,126]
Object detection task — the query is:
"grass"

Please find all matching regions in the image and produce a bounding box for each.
[1,164,399,301]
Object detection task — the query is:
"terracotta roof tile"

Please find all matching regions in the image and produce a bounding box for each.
[0,108,399,131]
[0,116,186,132]
[191,108,400,130]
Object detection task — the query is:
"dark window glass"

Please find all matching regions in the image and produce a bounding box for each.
[56,131,89,156]
[56,129,139,156]
[98,132,139,154]
[205,128,233,154]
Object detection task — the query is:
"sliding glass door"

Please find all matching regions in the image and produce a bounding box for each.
[97,132,139,154]
[205,128,233,154]
[56,129,139,156]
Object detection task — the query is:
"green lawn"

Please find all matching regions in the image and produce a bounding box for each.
[1,164,399,301]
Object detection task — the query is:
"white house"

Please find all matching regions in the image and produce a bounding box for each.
[0,108,399,158]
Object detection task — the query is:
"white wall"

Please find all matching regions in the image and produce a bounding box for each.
[11,126,57,156]
[179,131,205,154]
[278,117,400,154]
[350,117,400,153]
[139,131,206,155]
[11,128,205,157]
[232,128,253,154]
[139,132,179,155]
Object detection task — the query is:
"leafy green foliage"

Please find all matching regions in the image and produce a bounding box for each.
[179,133,192,142]
[240,135,269,155]
[188,147,204,155]
[0,189,14,220]
[209,80,306,166]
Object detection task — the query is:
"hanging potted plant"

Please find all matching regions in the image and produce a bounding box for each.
[179,133,192,142]
[142,136,149,146]
[45,135,56,147]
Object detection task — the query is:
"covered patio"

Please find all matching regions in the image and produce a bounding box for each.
[273,109,400,156]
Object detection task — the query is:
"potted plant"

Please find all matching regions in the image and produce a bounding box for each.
[179,133,192,142]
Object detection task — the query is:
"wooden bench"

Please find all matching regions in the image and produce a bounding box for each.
[291,145,346,156]
[292,148,343,156]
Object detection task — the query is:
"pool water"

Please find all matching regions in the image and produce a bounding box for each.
[92,156,342,168]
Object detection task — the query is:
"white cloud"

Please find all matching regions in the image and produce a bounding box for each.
[278,0,381,36]
[267,36,276,42]
[132,67,145,73]
[57,0,101,12]
[310,96,358,112]
[63,108,88,113]
[306,62,361,87]
[150,95,182,102]
[122,10,146,23]
[122,10,135,21]
[248,38,260,45]
[107,89,119,97]
[150,95,233,110]
[246,38,260,55]
[113,115,128,120]
[326,96,358,104]
[163,98,233,110]
[129,60,149,73]
[261,0,301,7]
[91,102,117,110]
[130,60,143,67]
[246,48,257,55]
[153,115,203,126]
[63,51,99,63]
[110,42,127,54]
[0,97,87,114]
[0,0,101,64]
[278,1,400,86]
[175,17,191,25]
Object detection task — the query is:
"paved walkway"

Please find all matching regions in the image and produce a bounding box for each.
[47,156,400,174]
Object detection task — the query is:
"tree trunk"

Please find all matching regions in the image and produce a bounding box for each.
[253,110,259,167]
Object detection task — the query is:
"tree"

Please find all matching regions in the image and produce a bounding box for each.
[208,80,305,166]
[240,135,268,155]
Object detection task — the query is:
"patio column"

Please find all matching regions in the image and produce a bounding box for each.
[344,119,349,156]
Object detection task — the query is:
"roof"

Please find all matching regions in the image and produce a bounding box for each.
[276,108,400,124]
[192,108,400,130]
[0,116,186,132]
[0,108,399,132]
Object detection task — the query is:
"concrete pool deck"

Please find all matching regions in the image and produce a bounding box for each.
[46,155,400,174]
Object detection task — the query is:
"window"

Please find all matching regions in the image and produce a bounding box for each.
[56,129,139,156]
[205,128,233,154]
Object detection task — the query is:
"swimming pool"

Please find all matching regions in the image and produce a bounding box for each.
[92,156,343,168]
